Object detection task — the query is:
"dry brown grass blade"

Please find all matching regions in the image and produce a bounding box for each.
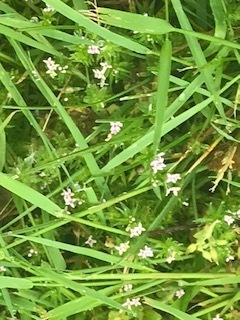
[209,143,238,193]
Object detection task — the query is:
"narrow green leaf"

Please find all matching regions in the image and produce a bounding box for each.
[0,172,61,217]
[0,277,33,289]
[144,297,201,320]
[98,7,175,34]
[153,39,172,153]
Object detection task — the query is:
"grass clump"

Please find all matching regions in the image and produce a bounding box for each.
[0,0,239,319]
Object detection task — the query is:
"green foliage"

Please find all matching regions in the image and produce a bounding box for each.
[0,0,239,319]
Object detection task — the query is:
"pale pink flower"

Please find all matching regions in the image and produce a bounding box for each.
[223,215,234,226]
[138,245,154,259]
[87,45,100,54]
[150,153,166,174]
[105,121,123,141]
[61,188,78,208]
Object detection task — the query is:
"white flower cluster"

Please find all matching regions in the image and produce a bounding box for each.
[115,222,153,259]
[43,4,54,12]
[128,222,146,238]
[87,45,101,55]
[150,153,182,196]
[166,248,177,264]
[150,152,166,174]
[175,288,185,298]
[224,210,240,226]
[122,297,141,311]
[0,266,6,272]
[43,57,68,78]
[93,61,112,87]
[105,121,123,141]
[212,314,223,320]
[138,245,154,258]
[61,188,78,208]
[28,248,38,258]
[115,241,130,256]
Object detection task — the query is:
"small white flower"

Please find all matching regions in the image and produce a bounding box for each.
[105,121,123,141]
[223,215,234,226]
[129,222,146,238]
[43,4,54,12]
[166,251,176,264]
[123,284,133,292]
[122,297,141,311]
[28,248,38,257]
[100,62,111,70]
[61,188,78,208]
[213,314,223,320]
[61,188,74,199]
[85,235,97,247]
[87,45,100,54]
[233,210,240,218]
[166,173,181,184]
[150,153,166,174]
[115,242,130,256]
[175,289,185,298]
[64,197,77,208]
[43,57,59,78]
[122,298,133,310]
[30,16,39,23]
[0,266,6,272]
[131,297,141,307]
[58,65,68,73]
[138,245,153,259]
[166,187,181,196]
[110,121,123,135]
[226,255,234,262]
[93,69,105,79]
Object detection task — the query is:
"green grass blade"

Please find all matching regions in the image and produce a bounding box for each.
[0,172,61,217]
[144,297,201,320]
[96,7,240,49]
[101,96,212,172]
[98,7,175,34]
[0,25,60,56]
[0,277,33,289]
[0,63,53,155]
[153,39,172,153]
[0,120,6,172]
[36,267,124,312]
[43,0,149,54]
[210,0,227,39]
[171,0,225,120]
